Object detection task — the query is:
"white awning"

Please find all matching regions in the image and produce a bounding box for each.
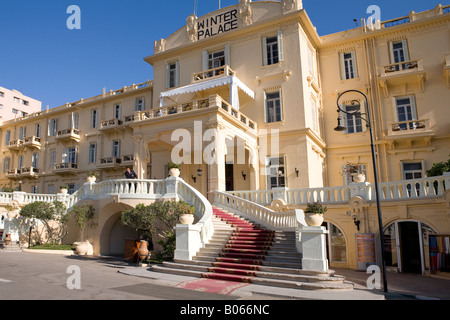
[159,76,255,109]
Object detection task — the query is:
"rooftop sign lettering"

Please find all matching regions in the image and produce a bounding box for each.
[197,9,239,40]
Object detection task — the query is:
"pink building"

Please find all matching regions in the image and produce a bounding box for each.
[0,86,42,122]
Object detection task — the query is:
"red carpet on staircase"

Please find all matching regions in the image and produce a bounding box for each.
[201,208,276,283]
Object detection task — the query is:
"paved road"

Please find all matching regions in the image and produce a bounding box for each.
[1,251,449,304]
[0,252,238,300]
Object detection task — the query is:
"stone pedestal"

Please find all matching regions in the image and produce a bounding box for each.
[3,218,20,242]
[300,226,329,272]
[161,176,180,202]
[174,224,202,260]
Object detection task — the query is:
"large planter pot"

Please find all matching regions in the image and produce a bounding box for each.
[179,214,194,225]
[352,173,366,183]
[60,188,68,194]
[169,168,180,177]
[138,240,149,261]
[305,213,324,227]
[87,176,97,183]
[75,242,89,255]
[4,234,12,245]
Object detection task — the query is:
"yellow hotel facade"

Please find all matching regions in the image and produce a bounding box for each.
[1,1,449,273]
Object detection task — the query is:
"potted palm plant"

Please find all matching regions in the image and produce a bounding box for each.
[304,202,327,226]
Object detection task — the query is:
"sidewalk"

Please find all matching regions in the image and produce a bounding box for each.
[119,264,450,300]
[333,268,450,300]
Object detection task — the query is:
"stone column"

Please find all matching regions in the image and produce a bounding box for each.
[207,125,226,201]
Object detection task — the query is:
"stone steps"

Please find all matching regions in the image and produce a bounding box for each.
[151,206,353,291]
[0,241,23,252]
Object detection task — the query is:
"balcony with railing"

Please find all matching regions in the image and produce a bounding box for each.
[192,65,235,83]
[134,94,257,133]
[99,119,125,133]
[56,128,81,143]
[122,154,135,166]
[19,167,39,178]
[22,136,42,150]
[386,119,434,142]
[7,139,25,151]
[98,157,122,169]
[53,162,78,174]
[379,59,426,96]
[6,169,20,179]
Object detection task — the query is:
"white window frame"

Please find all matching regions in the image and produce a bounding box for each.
[18,126,26,140]
[35,124,41,138]
[338,100,367,135]
[71,112,79,129]
[18,155,24,170]
[91,109,98,128]
[166,61,180,89]
[32,152,39,168]
[339,51,358,80]
[4,130,10,145]
[63,147,78,164]
[113,104,122,120]
[135,97,145,112]
[342,163,368,185]
[112,140,120,158]
[262,31,284,66]
[392,95,418,130]
[265,155,286,189]
[88,143,97,163]
[50,150,56,168]
[264,89,283,123]
[402,161,424,196]
[3,157,10,173]
[48,119,58,136]
[202,44,231,71]
[389,39,410,64]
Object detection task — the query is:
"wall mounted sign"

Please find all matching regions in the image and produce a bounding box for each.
[356,233,377,271]
[197,9,239,40]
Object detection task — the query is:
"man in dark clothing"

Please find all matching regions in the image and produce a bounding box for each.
[124,168,138,179]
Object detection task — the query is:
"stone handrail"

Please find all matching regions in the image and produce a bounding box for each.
[229,185,350,206]
[373,175,448,201]
[227,174,450,206]
[214,191,305,232]
[176,178,214,250]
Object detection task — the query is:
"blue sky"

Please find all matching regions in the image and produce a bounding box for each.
[0,0,445,109]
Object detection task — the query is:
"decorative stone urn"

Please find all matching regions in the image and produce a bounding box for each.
[304,213,324,227]
[179,214,194,225]
[87,176,97,183]
[169,168,180,177]
[352,173,366,183]
[60,188,68,194]
[75,242,89,255]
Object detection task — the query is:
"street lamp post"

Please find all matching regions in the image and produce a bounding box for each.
[334,89,388,293]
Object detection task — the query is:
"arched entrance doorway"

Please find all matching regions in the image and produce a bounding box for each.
[99,203,139,257]
[108,217,140,256]
[383,220,436,274]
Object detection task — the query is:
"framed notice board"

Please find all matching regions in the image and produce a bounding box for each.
[356,233,377,271]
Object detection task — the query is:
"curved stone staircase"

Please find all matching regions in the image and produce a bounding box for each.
[152,206,354,291]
